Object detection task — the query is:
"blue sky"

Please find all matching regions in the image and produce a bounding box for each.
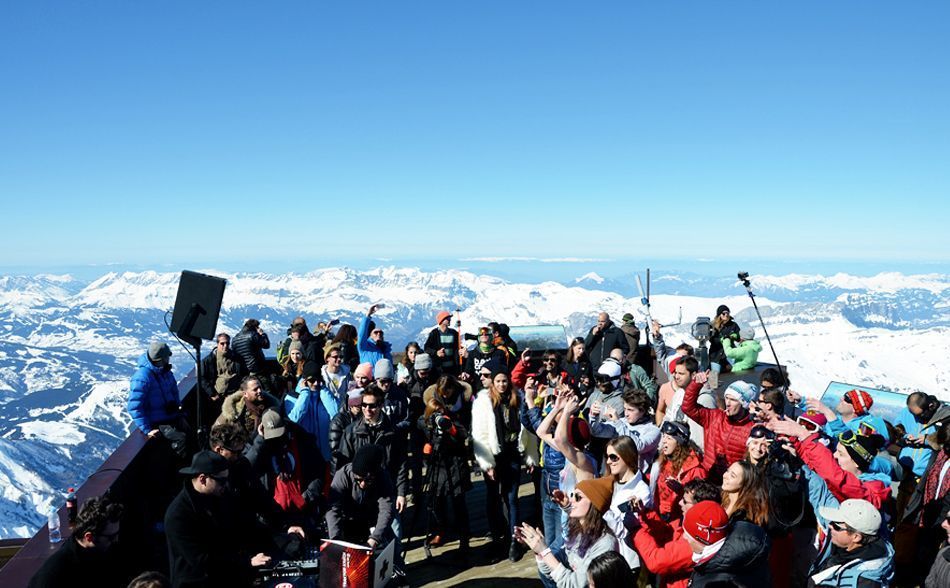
[1,1,948,269]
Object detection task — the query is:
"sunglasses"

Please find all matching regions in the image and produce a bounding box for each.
[543,358,558,363]
[327,354,342,360]
[595,375,614,383]
[361,402,381,409]
[828,521,849,532]
[571,491,585,502]
[605,453,621,463]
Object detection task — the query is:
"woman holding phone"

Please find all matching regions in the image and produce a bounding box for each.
[516,476,618,588]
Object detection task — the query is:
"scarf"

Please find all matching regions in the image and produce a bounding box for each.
[691,536,727,564]
[923,450,950,514]
[271,441,306,511]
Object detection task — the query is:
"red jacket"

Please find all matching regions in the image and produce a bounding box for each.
[681,380,754,482]
[633,512,693,588]
[793,433,892,510]
[656,450,706,519]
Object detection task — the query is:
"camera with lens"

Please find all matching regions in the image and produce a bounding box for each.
[766,439,800,480]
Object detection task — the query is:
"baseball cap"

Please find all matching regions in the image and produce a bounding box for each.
[818,498,881,536]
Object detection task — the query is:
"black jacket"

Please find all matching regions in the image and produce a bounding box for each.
[382,383,411,434]
[329,409,358,471]
[689,521,771,587]
[200,348,246,397]
[28,537,119,588]
[424,327,461,375]
[256,428,326,517]
[463,347,508,390]
[338,413,409,497]
[709,320,740,368]
[325,464,396,545]
[164,483,257,588]
[231,328,271,375]
[584,320,629,367]
[903,448,950,528]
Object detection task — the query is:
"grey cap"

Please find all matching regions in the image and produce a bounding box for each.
[261,409,286,440]
[374,359,394,380]
[148,341,172,362]
[414,353,433,370]
[740,326,755,340]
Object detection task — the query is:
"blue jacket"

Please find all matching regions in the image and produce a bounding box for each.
[288,380,336,463]
[894,407,933,478]
[824,413,891,444]
[357,315,393,365]
[803,466,895,587]
[127,353,181,434]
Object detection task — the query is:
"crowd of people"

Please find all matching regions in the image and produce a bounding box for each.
[29,304,950,588]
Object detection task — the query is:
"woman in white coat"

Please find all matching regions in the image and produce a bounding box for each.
[472,369,523,561]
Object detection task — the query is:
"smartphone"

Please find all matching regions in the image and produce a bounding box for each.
[375,303,386,310]
[617,501,632,514]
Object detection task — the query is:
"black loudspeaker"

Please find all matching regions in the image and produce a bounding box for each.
[170,270,227,344]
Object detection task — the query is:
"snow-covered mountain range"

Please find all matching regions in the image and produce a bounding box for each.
[0,267,948,538]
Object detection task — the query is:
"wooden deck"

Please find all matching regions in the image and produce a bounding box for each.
[401,473,543,587]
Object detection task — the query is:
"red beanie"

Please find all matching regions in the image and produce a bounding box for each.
[683,501,730,545]
[845,389,874,416]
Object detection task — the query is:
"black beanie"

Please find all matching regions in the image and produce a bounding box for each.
[842,433,879,471]
[716,304,730,316]
[352,445,384,476]
[302,361,321,381]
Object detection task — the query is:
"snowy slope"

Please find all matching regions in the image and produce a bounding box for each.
[0,267,947,537]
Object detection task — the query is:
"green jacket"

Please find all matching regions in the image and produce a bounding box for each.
[722,338,762,371]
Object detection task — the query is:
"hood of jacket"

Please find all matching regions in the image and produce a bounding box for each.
[137,352,168,373]
[220,389,279,421]
[858,470,894,487]
[740,340,762,353]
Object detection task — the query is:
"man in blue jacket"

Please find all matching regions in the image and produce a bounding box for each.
[358,304,393,365]
[127,341,185,442]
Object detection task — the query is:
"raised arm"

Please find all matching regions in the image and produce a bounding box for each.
[680,373,712,427]
[554,394,596,479]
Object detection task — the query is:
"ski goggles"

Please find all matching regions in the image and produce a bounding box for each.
[838,430,874,463]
